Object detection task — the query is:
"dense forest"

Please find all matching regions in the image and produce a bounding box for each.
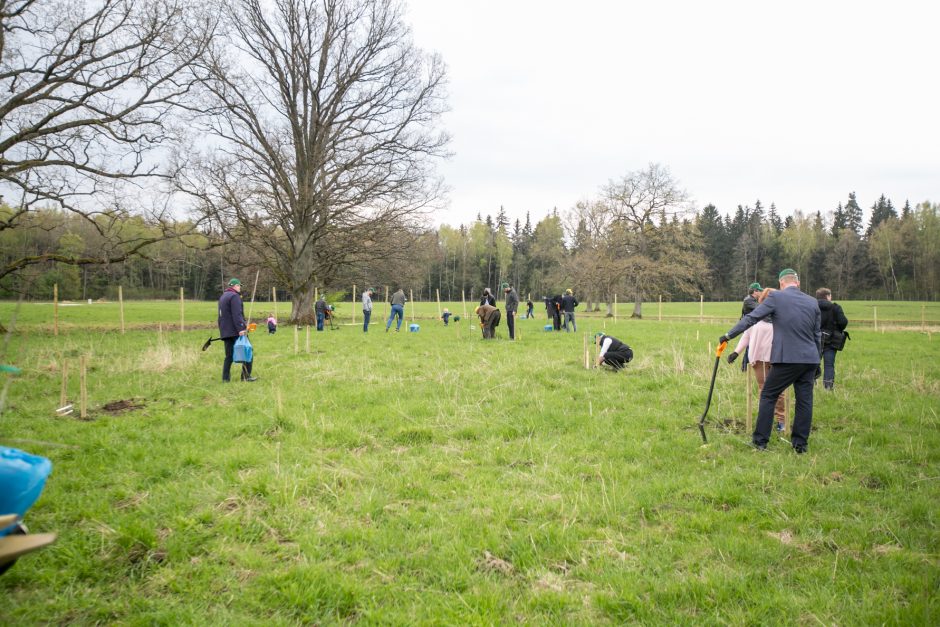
[2,191,937,310]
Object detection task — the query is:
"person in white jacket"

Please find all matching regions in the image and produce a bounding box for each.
[727,288,786,431]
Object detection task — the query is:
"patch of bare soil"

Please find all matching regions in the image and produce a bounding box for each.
[102,399,146,414]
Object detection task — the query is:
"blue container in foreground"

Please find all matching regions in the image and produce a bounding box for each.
[409,324,420,332]
[544,325,553,331]
[0,447,52,536]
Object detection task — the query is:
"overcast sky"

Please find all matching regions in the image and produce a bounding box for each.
[405,0,939,227]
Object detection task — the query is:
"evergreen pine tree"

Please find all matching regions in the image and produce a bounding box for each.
[845,192,864,234]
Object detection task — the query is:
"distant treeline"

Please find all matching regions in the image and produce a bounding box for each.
[1,193,937,304]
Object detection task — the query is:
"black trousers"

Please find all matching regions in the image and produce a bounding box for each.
[552,310,561,330]
[222,337,253,382]
[506,310,515,339]
[754,362,816,447]
[603,347,633,370]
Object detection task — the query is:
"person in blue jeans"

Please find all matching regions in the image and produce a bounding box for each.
[362,287,374,332]
[816,287,848,390]
[386,288,406,332]
[315,295,328,331]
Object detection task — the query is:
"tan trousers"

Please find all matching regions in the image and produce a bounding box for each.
[751,361,786,421]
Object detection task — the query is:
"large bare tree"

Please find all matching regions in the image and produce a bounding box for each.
[0,0,216,283]
[178,0,449,323]
[601,164,704,317]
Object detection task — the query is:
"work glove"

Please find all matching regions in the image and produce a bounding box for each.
[718,334,730,345]
[726,351,739,364]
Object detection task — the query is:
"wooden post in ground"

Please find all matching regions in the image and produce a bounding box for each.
[293,326,299,354]
[922,304,926,332]
[659,295,662,322]
[305,326,310,353]
[314,286,318,302]
[594,333,600,368]
[700,294,704,323]
[614,293,618,322]
[462,289,467,318]
[436,289,441,318]
[79,355,87,420]
[745,364,752,433]
[179,287,185,332]
[873,306,878,332]
[119,285,125,335]
[385,286,389,322]
[352,285,356,326]
[583,333,589,369]
[783,387,789,434]
[59,360,68,408]
[247,270,260,322]
[272,286,278,320]
[410,289,415,322]
[515,313,521,341]
[53,283,59,336]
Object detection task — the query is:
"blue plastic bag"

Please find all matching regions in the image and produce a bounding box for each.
[233,335,253,363]
[0,447,52,536]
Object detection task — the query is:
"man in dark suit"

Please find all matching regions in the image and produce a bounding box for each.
[720,268,821,453]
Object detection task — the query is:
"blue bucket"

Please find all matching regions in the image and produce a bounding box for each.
[0,447,52,536]
[409,324,420,332]
[544,325,554,331]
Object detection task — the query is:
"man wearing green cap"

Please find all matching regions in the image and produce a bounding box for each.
[742,282,761,317]
[720,268,821,453]
[502,282,519,340]
[594,332,633,370]
[218,278,256,382]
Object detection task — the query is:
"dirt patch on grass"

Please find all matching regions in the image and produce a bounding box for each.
[102,398,146,414]
[479,550,514,576]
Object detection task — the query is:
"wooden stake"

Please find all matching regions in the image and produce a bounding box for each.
[783,387,789,434]
[293,326,299,354]
[53,283,59,336]
[410,289,415,322]
[700,294,704,323]
[247,270,260,322]
[462,289,467,317]
[352,284,357,325]
[119,285,125,335]
[873,306,878,332]
[922,304,926,332]
[745,363,752,433]
[515,312,521,342]
[305,326,310,353]
[583,333,589,369]
[436,288,441,318]
[658,294,662,322]
[272,286,278,320]
[613,293,618,322]
[179,286,185,332]
[385,285,389,322]
[59,360,68,408]
[79,355,87,420]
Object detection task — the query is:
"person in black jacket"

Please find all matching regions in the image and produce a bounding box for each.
[594,332,633,370]
[218,278,256,382]
[742,282,761,317]
[816,287,848,390]
[561,289,578,332]
[550,294,563,330]
[480,288,496,307]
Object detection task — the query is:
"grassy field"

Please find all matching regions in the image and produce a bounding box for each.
[1,301,938,624]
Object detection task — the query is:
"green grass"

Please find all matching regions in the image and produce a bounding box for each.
[1,303,938,624]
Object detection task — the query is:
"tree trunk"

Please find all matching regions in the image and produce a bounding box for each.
[632,281,643,318]
[290,284,317,325]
